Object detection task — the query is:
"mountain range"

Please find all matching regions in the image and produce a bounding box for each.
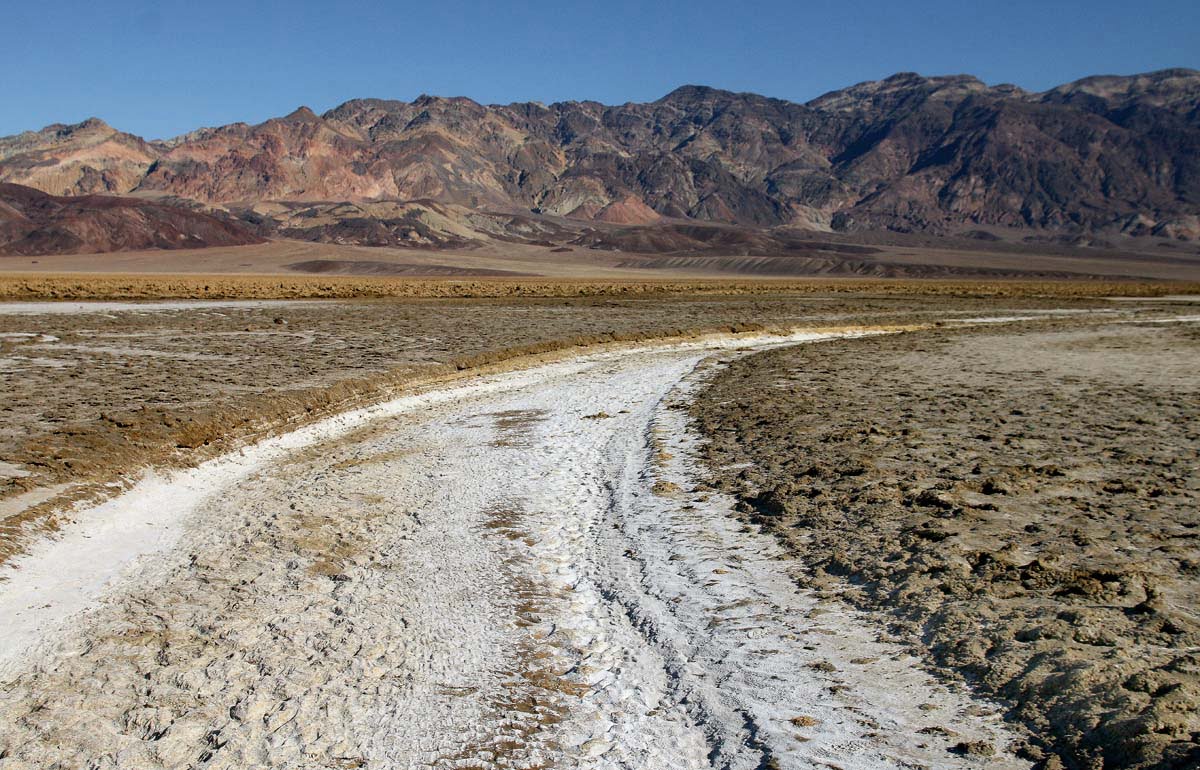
[1,69,1198,258]
[0,184,263,256]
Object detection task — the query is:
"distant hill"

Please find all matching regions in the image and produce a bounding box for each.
[1,69,1197,249]
[0,184,264,256]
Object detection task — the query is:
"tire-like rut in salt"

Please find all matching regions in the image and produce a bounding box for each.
[0,336,1029,769]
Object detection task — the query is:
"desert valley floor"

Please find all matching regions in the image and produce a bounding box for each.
[0,290,1197,769]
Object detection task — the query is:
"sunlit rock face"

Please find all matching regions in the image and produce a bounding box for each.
[2,69,1197,241]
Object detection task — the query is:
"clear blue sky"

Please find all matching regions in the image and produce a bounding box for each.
[9,0,1199,139]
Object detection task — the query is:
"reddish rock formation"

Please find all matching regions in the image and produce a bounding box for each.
[1,69,1197,243]
[0,184,265,255]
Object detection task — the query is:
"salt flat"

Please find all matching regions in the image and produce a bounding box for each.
[0,332,1026,768]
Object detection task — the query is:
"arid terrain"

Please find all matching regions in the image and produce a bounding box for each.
[1,289,995,563]
[3,232,1199,282]
[0,184,265,256]
[2,69,1199,286]
[0,326,1044,770]
[691,309,1200,768]
[4,2,1198,765]
[5,289,1186,527]
[4,71,1200,246]
[0,288,1197,770]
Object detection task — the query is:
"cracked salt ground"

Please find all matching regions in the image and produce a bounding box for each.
[0,333,1029,769]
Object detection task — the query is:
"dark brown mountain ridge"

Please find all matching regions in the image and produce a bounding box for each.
[1,69,1197,251]
[0,184,264,256]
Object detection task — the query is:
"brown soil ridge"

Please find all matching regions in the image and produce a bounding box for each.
[1,273,1197,301]
[689,319,1200,769]
[284,259,534,276]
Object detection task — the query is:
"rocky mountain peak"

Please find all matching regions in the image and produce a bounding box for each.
[73,117,114,132]
[281,106,321,123]
[656,85,735,104]
[809,72,992,112]
[1042,68,1200,113]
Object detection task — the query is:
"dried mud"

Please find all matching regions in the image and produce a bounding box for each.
[0,292,1015,564]
[690,317,1200,769]
[5,295,1195,568]
[0,334,1033,769]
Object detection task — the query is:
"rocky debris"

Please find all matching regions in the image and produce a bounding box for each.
[951,740,996,757]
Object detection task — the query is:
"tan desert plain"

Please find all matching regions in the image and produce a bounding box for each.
[1,200,1200,770]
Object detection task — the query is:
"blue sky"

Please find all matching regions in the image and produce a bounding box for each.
[8,0,1198,139]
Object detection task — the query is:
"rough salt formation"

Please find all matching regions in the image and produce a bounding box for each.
[691,318,1200,769]
[0,336,1028,769]
[4,293,1110,562]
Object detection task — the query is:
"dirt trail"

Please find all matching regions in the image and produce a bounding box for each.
[0,333,1027,768]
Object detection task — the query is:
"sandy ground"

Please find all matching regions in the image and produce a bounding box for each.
[0,240,654,278]
[1,237,1197,281]
[0,333,1032,769]
[690,315,1200,769]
